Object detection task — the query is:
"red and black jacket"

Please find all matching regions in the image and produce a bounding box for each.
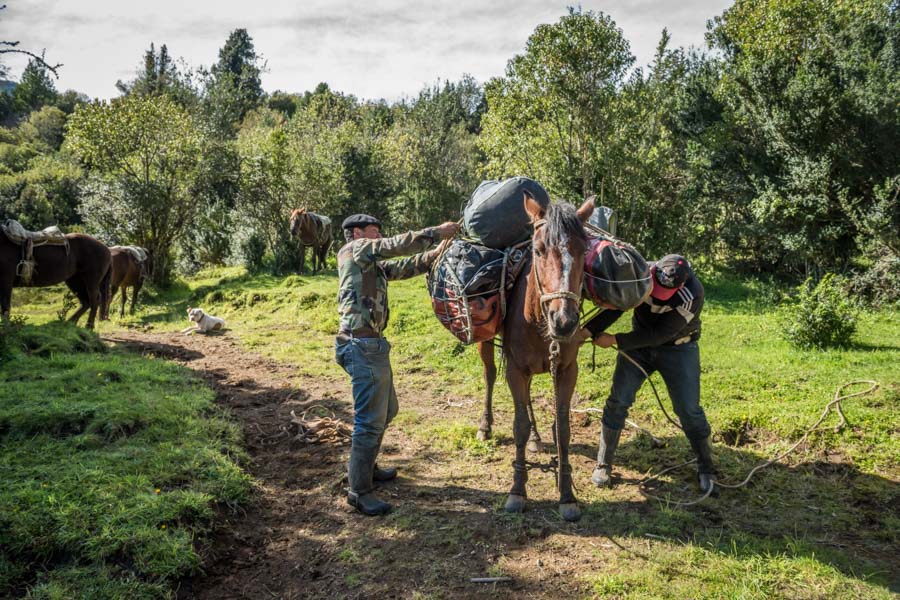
[585,275,704,351]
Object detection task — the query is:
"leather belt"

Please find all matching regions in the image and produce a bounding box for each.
[337,329,381,341]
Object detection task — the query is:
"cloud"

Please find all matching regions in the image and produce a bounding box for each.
[1,0,732,100]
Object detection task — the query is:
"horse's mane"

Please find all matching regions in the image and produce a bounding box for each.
[524,201,588,325]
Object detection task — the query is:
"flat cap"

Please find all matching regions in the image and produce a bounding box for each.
[341,214,382,230]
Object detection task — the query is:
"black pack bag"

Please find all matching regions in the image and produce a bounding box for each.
[583,236,652,310]
[428,239,528,344]
[463,177,550,249]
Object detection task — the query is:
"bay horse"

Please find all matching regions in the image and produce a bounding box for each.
[289,208,332,274]
[501,192,594,522]
[103,246,148,319]
[0,230,112,329]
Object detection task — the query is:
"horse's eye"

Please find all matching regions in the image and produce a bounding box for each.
[534,244,546,257]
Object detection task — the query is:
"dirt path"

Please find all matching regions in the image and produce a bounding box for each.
[103,330,899,599]
[105,331,567,600]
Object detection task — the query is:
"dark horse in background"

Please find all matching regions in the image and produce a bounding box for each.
[497,192,594,522]
[289,208,332,274]
[0,230,111,329]
[103,246,148,319]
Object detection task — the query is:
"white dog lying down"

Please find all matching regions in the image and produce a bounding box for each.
[181,307,225,334]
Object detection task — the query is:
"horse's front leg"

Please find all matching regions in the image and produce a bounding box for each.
[476,340,496,441]
[555,359,580,521]
[526,397,542,453]
[505,365,532,513]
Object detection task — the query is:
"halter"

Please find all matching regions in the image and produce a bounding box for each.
[531,219,582,309]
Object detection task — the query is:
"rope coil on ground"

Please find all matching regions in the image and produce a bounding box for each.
[290,406,352,444]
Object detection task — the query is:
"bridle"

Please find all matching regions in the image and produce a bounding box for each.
[531,218,582,311]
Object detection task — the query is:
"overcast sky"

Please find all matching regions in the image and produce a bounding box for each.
[2,0,732,101]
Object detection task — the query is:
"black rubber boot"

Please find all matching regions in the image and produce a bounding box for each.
[690,436,718,496]
[591,425,622,487]
[347,445,392,516]
[373,434,397,482]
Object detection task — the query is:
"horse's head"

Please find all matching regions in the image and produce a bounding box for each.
[525,191,594,340]
[289,208,307,237]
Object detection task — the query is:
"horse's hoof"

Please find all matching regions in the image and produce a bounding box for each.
[527,439,540,453]
[476,429,491,442]
[505,494,526,513]
[559,503,581,522]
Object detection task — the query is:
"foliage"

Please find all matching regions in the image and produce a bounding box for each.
[780,273,858,349]
[384,78,483,230]
[480,7,633,200]
[67,94,202,284]
[115,43,199,110]
[0,153,83,228]
[203,29,265,137]
[234,110,299,274]
[706,0,900,274]
[179,139,241,269]
[18,105,67,150]
[12,59,57,114]
[239,230,266,273]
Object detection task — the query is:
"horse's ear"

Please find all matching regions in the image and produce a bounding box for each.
[523,191,545,222]
[577,195,596,224]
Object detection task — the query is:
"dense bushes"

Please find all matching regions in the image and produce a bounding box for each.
[781,274,858,349]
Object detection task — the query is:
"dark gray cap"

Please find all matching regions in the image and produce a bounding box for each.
[341,214,382,230]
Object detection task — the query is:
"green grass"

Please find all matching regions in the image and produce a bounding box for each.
[7,266,899,598]
[0,319,252,599]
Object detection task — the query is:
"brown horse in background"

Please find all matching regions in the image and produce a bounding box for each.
[499,192,593,522]
[289,208,332,274]
[0,231,111,329]
[103,247,148,319]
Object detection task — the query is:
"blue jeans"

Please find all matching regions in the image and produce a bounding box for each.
[602,342,711,442]
[335,336,398,451]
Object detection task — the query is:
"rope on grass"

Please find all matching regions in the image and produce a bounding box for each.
[637,379,879,507]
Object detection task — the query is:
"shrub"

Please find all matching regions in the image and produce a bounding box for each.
[780,274,858,349]
[240,231,266,273]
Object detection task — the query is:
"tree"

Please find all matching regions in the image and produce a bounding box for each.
[13,59,57,113]
[115,43,199,109]
[383,78,484,230]
[706,0,899,274]
[67,95,202,284]
[19,105,67,150]
[480,7,633,199]
[203,29,264,136]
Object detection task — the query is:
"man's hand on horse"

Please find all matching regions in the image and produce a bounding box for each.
[594,333,617,348]
[434,222,461,240]
[574,328,593,345]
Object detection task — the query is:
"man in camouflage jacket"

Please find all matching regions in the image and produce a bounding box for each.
[335,214,459,515]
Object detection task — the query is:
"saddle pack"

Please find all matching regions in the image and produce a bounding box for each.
[1,219,69,284]
[582,228,651,310]
[427,239,529,344]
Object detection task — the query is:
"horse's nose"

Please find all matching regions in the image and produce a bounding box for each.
[550,309,578,338]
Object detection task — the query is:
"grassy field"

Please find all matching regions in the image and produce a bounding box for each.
[5,264,899,598]
[0,318,252,598]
